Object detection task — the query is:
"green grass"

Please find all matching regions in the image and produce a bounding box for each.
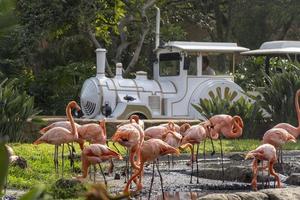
[7,140,300,190]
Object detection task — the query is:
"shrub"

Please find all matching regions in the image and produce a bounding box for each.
[192,87,268,138]
[30,62,95,115]
[0,78,39,142]
[256,69,300,126]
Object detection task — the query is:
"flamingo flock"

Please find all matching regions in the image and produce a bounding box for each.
[32,89,300,196]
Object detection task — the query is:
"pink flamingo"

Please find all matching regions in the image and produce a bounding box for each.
[262,127,296,164]
[33,101,81,176]
[123,138,180,197]
[111,115,144,182]
[245,143,281,191]
[207,114,244,181]
[162,130,182,168]
[144,122,175,140]
[180,123,209,183]
[274,89,300,138]
[77,144,122,185]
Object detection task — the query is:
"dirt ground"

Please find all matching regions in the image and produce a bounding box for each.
[93,151,300,199]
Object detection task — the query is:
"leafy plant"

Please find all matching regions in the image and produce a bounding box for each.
[192,87,268,138]
[256,69,300,126]
[0,78,39,142]
[30,61,95,115]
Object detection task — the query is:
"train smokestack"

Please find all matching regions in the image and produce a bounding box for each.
[96,48,107,78]
[154,6,160,49]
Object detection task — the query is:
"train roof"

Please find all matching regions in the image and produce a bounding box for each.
[159,41,249,53]
[242,41,300,55]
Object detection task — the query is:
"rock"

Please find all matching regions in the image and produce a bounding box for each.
[261,187,300,200]
[285,173,300,185]
[114,173,121,180]
[229,153,246,161]
[10,156,27,169]
[198,193,241,200]
[235,192,269,200]
[2,195,17,200]
[197,187,300,200]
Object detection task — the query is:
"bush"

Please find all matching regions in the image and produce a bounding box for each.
[0,78,39,142]
[256,69,300,126]
[50,178,86,199]
[235,56,299,91]
[192,87,268,138]
[30,62,95,115]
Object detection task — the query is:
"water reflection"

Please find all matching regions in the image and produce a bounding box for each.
[152,191,202,200]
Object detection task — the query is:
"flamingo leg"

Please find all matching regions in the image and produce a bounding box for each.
[251,159,258,191]
[171,155,174,167]
[210,137,215,156]
[269,160,281,188]
[190,144,194,184]
[108,159,114,174]
[219,137,224,182]
[148,161,155,200]
[66,143,74,172]
[156,162,165,200]
[54,145,58,174]
[167,155,170,170]
[262,160,264,189]
[70,142,75,171]
[267,167,270,188]
[280,147,285,174]
[196,143,200,184]
[98,163,107,186]
[124,149,129,183]
[93,165,97,183]
[61,143,64,178]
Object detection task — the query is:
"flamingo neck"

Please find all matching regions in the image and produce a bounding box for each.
[229,118,243,138]
[66,104,78,138]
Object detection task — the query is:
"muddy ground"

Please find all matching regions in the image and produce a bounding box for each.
[93,151,300,199]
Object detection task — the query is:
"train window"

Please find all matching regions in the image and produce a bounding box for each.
[186,55,197,75]
[159,53,181,76]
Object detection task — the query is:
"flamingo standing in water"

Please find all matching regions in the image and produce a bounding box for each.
[111,115,144,182]
[180,123,210,183]
[207,114,244,181]
[123,138,180,197]
[76,144,122,186]
[33,101,81,176]
[162,130,182,168]
[245,143,281,191]
[262,127,296,164]
[274,89,300,138]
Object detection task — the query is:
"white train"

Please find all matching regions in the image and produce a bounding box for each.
[80,8,249,120]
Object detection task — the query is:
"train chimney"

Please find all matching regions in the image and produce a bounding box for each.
[115,63,123,79]
[154,6,160,49]
[96,48,107,78]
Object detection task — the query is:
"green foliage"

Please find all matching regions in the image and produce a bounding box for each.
[7,142,122,190]
[235,56,300,91]
[192,87,267,138]
[19,185,46,200]
[235,57,266,91]
[50,179,86,199]
[0,78,39,142]
[30,62,95,115]
[256,69,300,126]
[0,139,9,195]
